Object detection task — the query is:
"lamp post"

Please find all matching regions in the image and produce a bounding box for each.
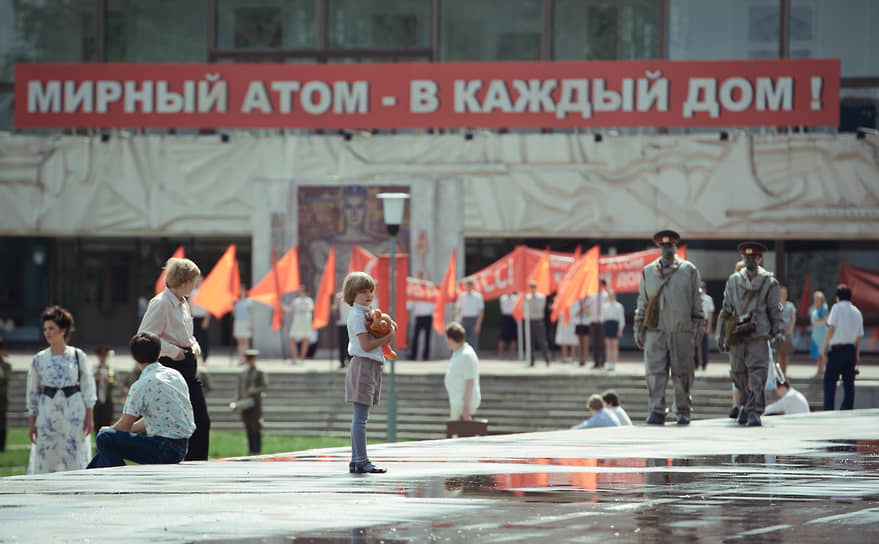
[377,192,409,443]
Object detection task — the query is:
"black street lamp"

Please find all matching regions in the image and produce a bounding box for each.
[377,192,409,443]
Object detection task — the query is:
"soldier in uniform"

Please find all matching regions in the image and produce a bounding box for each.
[634,230,704,425]
[235,348,268,454]
[715,242,784,427]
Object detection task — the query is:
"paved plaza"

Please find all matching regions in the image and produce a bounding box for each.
[2,407,878,542]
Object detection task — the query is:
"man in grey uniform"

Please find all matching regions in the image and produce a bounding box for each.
[634,230,704,426]
[715,242,784,427]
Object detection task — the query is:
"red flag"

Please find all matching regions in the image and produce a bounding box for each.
[798,271,812,318]
[349,245,378,275]
[312,246,336,329]
[250,246,301,330]
[551,245,581,323]
[552,245,601,324]
[374,252,409,351]
[839,264,879,320]
[192,244,239,319]
[433,248,457,334]
[512,248,553,322]
[155,245,184,295]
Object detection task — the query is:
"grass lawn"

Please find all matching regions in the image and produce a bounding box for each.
[1,427,354,478]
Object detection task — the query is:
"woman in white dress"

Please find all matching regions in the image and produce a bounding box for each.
[232,285,254,360]
[601,290,626,371]
[284,286,315,361]
[553,299,579,362]
[26,305,96,474]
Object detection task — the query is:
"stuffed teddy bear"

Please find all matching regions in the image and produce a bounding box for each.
[364,308,397,360]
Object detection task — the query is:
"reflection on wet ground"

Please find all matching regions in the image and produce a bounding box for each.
[3,412,879,542]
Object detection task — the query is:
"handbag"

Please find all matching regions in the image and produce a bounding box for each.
[726,281,766,346]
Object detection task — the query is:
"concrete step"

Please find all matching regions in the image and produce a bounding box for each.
[5,369,817,440]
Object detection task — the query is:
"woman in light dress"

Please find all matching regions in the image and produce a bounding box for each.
[554,299,579,362]
[809,290,829,375]
[26,305,96,474]
[284,286,315,361]
[232,285,254,361]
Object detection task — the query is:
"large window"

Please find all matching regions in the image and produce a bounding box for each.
[327,0,429,49]
[216,0,316,49]
[789,0,879,77]
[105,0,206,61]
[669,0,780,60]
[553,0,660,60]
[440,0,542,61]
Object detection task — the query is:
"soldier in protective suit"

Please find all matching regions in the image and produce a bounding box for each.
[715,242,784,427]
[634,230,704,426]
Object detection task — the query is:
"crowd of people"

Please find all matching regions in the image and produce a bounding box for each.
[6,230,867,475]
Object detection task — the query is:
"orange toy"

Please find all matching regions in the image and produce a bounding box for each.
[364,308,398,360]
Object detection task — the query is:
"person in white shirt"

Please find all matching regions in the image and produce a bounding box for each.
[776,285,797,375]
[601,289,625,371]
[601,389,633,425]
[444,322,481,421]
[819,284,864,410]
[763,381,810,415]
[283,286,315,362]
[695,281,715,371]
[497,293,519,359]
[573,297,590,366]
[525,280,551,367]
[333,291,352,368]
[407,299,436,361]
[232,286,254,361]
[137,257,209,461]
[588,280,609,368]
[454,279,484,353]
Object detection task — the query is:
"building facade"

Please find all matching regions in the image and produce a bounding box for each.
[1,0,877,351]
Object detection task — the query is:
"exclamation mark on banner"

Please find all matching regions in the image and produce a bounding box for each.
[811,77,823,110]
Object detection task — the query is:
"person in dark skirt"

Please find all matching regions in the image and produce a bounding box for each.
[601,290,625,371]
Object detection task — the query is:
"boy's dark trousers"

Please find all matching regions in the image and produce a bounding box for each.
[160,350,211,460]
[337,325,349,367]
[409,315,433,360]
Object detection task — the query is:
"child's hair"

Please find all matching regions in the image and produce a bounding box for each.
[41,305,75,341]
[343,272,376,305]
[129,332,161,364]
[601,389,621,407]
[587,394,604,412]
[445,322,466,343]
[164,258,201,288]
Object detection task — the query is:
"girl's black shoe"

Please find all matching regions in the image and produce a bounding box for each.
[349,461,386,474]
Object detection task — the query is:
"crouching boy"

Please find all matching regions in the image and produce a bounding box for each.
[87,332,195,468]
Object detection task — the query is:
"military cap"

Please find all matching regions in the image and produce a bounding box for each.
[653,230,680,244]
[737,241,767,256]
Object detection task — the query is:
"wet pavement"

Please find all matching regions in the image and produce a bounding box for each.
[2,409,879,542]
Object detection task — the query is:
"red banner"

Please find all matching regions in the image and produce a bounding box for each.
[465,245,686,301]
[373,254,409,351]
[15,59,839,129]
[406,277,440,302]
[839,265,879,322]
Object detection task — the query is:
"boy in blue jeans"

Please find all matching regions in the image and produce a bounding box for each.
[87,332,195,468]
[343,271,395,474]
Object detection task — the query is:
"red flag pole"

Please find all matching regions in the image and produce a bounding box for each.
[271,247,288,362]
